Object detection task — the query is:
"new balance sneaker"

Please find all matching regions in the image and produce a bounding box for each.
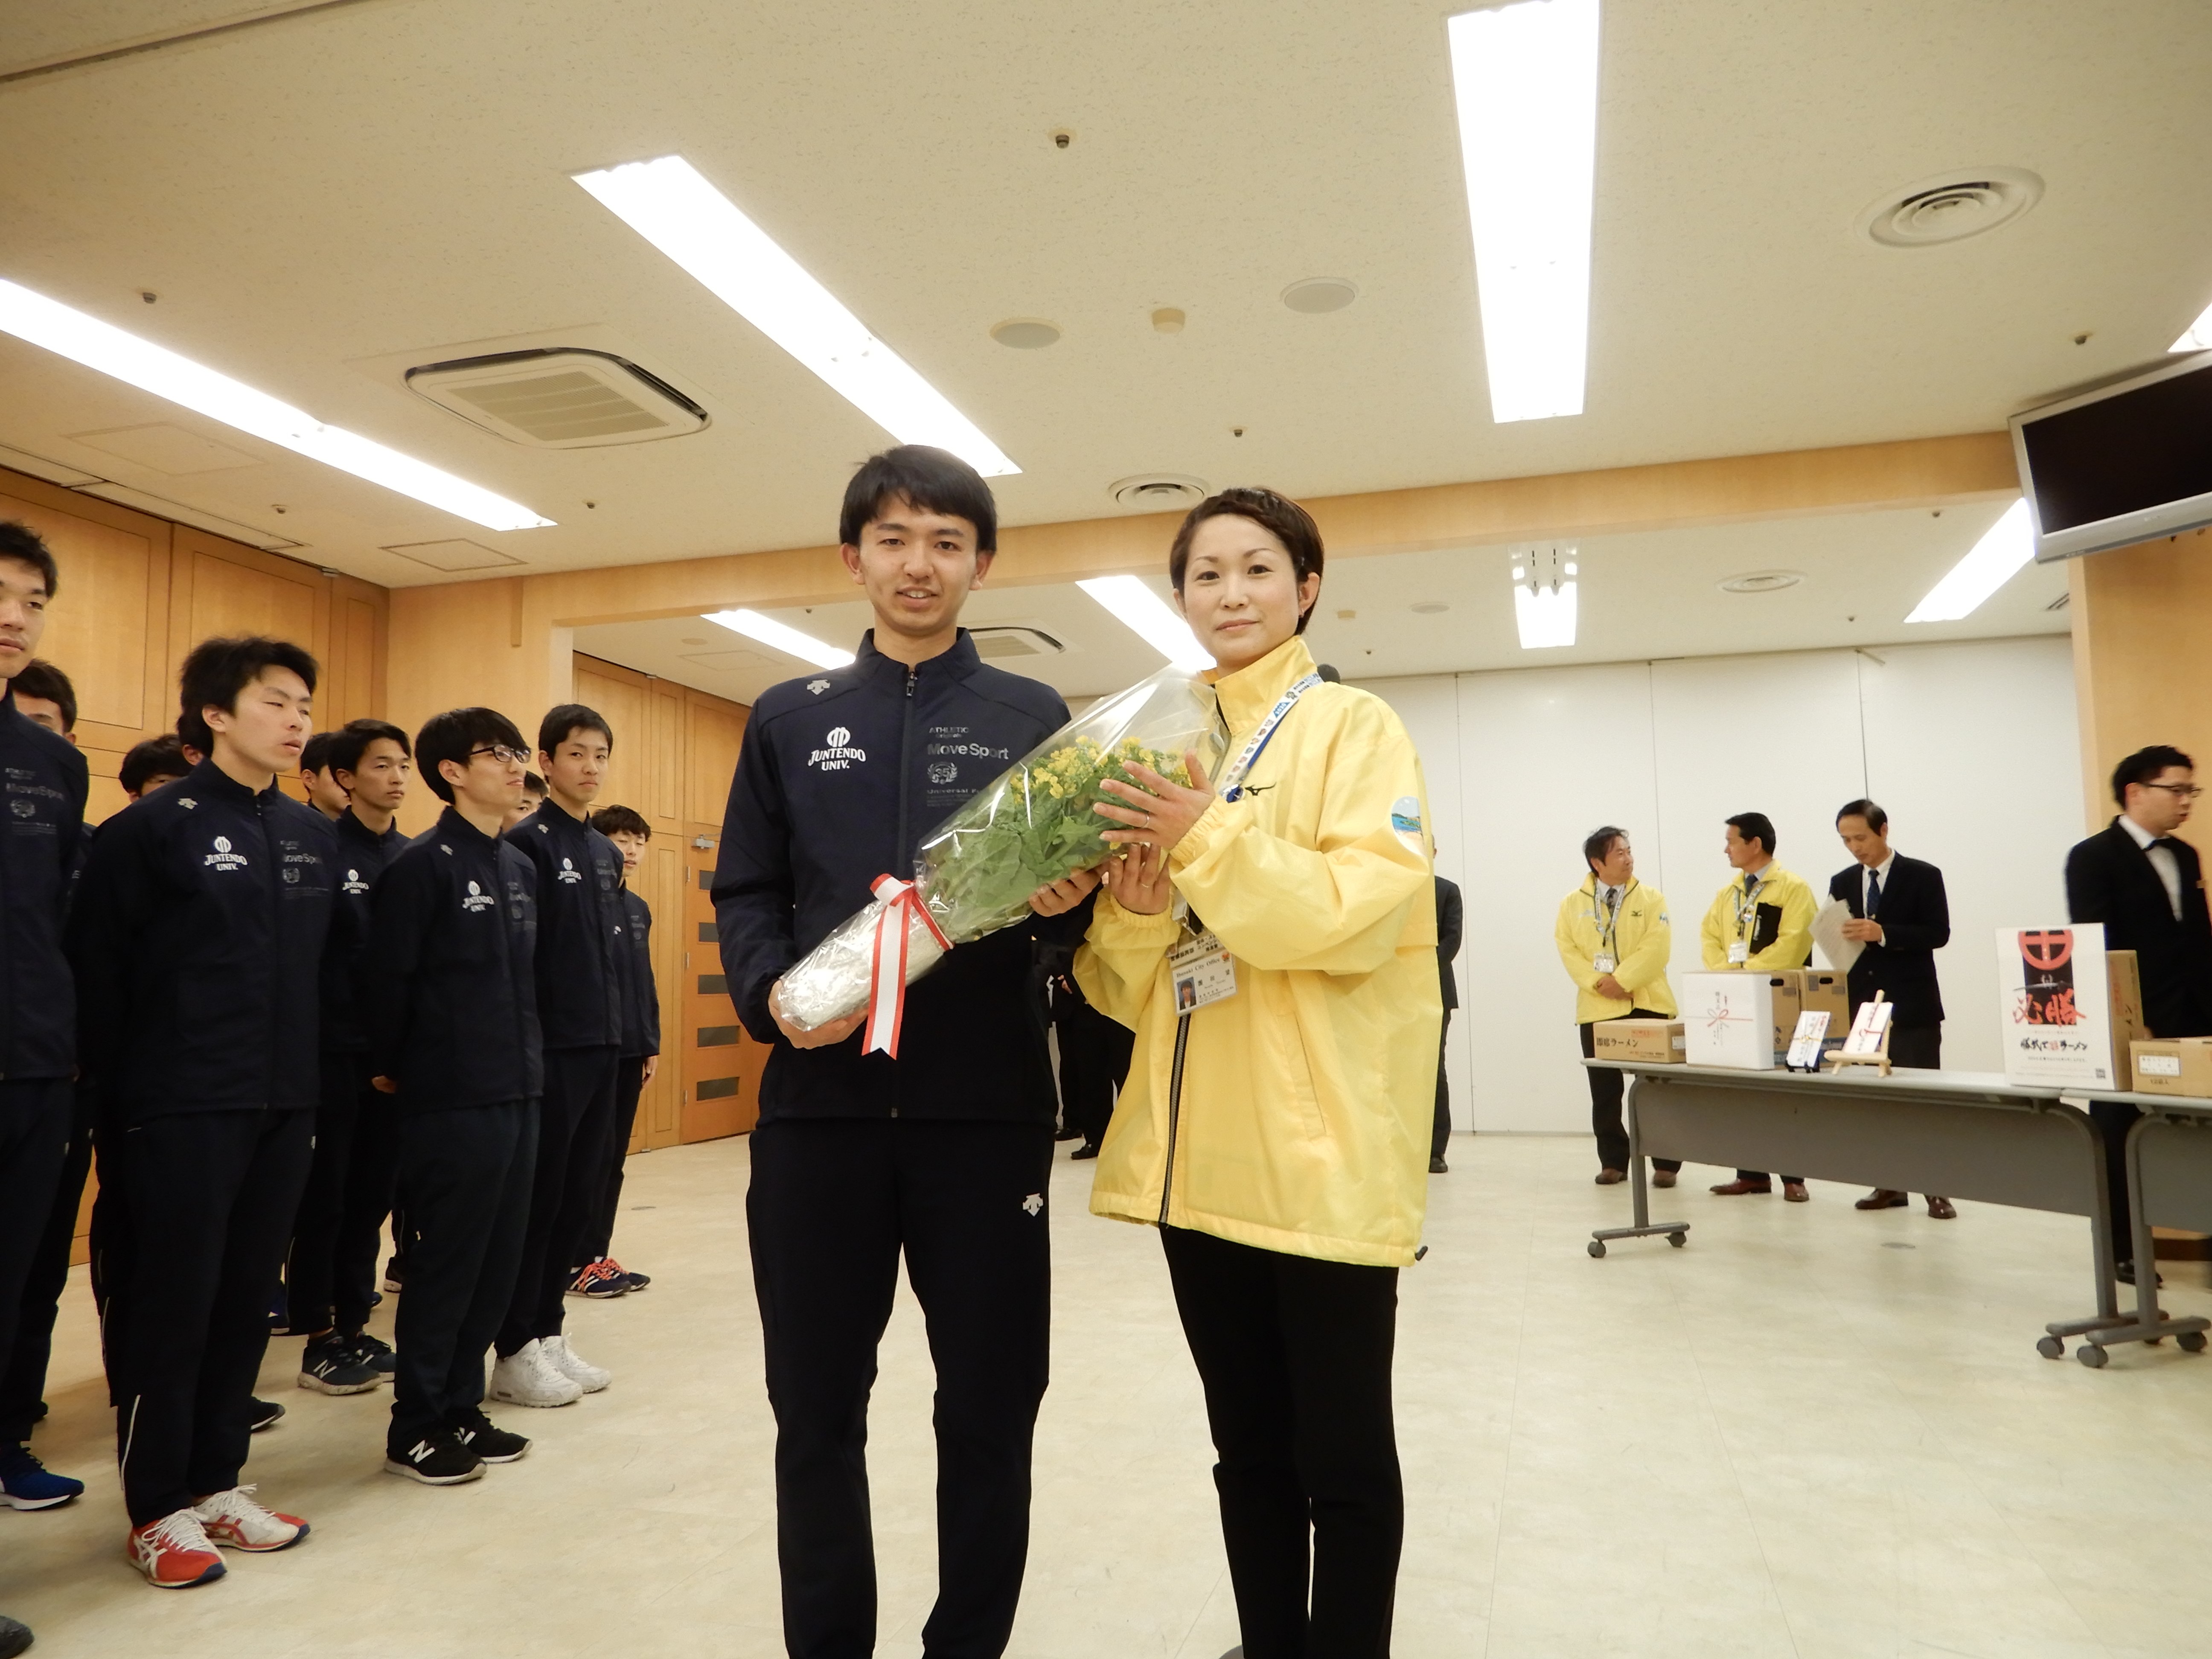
[345,1330,397,1375]
[448,1407,530,1464]
[541,1333,610,1392]
[603,1258,650,1292]
[247,1397,285,1432]
[298,1331,381,1395]
[192,1485,308,1552]
[384,1430,484,1486]
[127,1509,227,1588]
[489,1340,582,1408]
[0,1442,84,1510]
[564,1260,627,1299]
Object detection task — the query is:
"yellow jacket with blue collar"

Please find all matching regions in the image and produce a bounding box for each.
[1699,862,1817,971]
[1555,876,1677,1022]
[1075,634,1440,1268]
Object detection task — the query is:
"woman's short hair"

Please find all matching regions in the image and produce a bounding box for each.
[1167,488,1325,634]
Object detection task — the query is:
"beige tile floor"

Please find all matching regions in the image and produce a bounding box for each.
[6,1132,2211,1659]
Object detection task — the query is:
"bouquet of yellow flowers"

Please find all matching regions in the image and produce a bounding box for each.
[777,666,1225,1037]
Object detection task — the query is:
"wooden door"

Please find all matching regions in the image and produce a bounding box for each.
[681,687,765,1140]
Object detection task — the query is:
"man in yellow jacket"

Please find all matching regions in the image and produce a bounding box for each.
[1699,810,1816,1199]
[1554,826,1679,1186]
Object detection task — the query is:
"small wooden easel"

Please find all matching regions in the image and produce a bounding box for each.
[1825,990,1894,1077]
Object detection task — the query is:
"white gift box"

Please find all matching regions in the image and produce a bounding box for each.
[1682,972,1776,1070]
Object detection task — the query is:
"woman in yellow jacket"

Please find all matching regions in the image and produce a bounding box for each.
[1074,487,1438,1659]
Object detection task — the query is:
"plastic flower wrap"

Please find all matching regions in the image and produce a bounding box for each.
[777,666,1225,1035]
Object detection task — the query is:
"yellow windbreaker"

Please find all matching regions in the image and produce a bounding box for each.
[1699,862,1816,971]
[1075,635,1440,1268]
[1554,877,1677,1022]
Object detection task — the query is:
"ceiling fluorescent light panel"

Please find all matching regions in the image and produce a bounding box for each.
[1906,498,2034,623]
[0,279,553,532]
[1448,0,1602,424]
[701,608,855,669]
[574,156,1019,477]
[1077,576,1214,671]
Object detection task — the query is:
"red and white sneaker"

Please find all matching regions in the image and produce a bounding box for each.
[127,1509,227,1588]
[191,1485,309,1552]
[564,1260,628,1299]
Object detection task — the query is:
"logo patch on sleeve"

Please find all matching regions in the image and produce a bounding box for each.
[1389,796,1425,855]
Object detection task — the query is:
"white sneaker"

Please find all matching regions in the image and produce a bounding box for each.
[541,1333,610,1392]
[489,1340,582,1408]
[191,1485,307,1552]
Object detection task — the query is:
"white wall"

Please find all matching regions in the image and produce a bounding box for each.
[1356,634,2080,1133]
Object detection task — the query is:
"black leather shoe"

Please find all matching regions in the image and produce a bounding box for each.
[1429,1156,1449,1174]
[1071,1142,1100,1161]
[2116,1260,2164,1288]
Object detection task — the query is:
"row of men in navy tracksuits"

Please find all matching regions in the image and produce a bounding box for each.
[0,518,662,1594]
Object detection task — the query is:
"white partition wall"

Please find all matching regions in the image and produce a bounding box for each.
[1356,634,2081,1134]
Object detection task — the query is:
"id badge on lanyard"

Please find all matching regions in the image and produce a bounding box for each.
[1729,876,1759,965]
[1168,924,1237,1013]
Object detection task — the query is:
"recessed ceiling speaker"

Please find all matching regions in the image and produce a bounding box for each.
[990,318,1062,349]
[1717,570,1804,594]
[1281,277,1359,314]
[1110,474,1209,509]
[406,349,707,447]
[1857,168,2043,248]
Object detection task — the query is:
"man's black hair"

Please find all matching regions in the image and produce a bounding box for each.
[11,658,76,733]
[522,771,546,797]
[328,717,410,778]
[2113,744,2195,807]
[838,445,998,553]
[176,636,318,754]
[0,521,57,600]
[416,707,527,805]
[1583,824,1627,870]
[590,803,651,840]
[1836,798,1888,834]
[538,703,612,758]
[301,731,338,775]
[1726,812,1777,857]
[1314,663,1342,684]
[119,734,189,797]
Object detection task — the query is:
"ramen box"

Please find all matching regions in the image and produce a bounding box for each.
[1682,972,1776,1070]
[1995,924,2134,1089]
[1592,1018,1686,1065]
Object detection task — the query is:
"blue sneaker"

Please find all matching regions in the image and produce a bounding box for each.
[0,1442,84,1510]
[346,1331,396,1375]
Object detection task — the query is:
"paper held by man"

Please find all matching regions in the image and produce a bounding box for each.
[777,665,1227,1049]
[1812,897,1863,972]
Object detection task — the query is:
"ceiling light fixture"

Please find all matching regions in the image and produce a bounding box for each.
[1077,575,1214,671]
[701,608,855,669]
[574,156,1019,476]
[2171,298,2212,353]
[0,278,554,531]
[1906,499,2034,623]
[1447,0,1601,424]
[1511,544,1578,648]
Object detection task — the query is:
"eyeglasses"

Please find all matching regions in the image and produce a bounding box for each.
[2145,782,2204,800]
[468,745,530,766]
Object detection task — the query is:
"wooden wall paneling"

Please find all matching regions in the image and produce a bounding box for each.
[685,690,746,827]
[172,527,329,667]
[572,653,652,813]
[647,678,682,833]
[2071,526,2212,845]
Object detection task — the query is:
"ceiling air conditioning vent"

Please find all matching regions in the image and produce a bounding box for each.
[1110,473,1208,509]
[970,626,1065,660]
[405,349,708,448]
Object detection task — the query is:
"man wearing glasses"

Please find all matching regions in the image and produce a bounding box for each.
[2066,745,2212,1285]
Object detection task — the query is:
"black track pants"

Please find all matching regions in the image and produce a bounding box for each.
[497,1045,617,1355]
[390,1101,536,1452]
[0,1080,73,1441]
[1583,1013,1682,1174]
[579,1054,647,1269]
[110,1108,314,1525]
[748,1116,1053,1659]
[1161,1224,1404,1659]
[285,1053,396,1336]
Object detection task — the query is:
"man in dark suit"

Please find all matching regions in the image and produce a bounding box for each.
[1429,875,1463,1174]
[2065,744,2212,1284]
[1830,800,1954,1219]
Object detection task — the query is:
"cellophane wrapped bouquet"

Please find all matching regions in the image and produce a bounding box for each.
[777,665,1226,1030]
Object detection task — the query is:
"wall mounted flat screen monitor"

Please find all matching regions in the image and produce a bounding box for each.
[2012,349,2212,562]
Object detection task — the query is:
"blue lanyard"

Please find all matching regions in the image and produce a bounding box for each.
[1220,673,1321,802]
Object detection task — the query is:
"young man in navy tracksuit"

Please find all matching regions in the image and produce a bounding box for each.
[573,803,660,1296]
[288,719,414,1394]
[365,707,542,1484]
[0,529,90,1589]
[490,704,627,1406]
[68,635,336,1589]
[715,445,1088,1659]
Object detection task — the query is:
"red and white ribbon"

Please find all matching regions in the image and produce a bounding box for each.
[863,874,952,1058]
